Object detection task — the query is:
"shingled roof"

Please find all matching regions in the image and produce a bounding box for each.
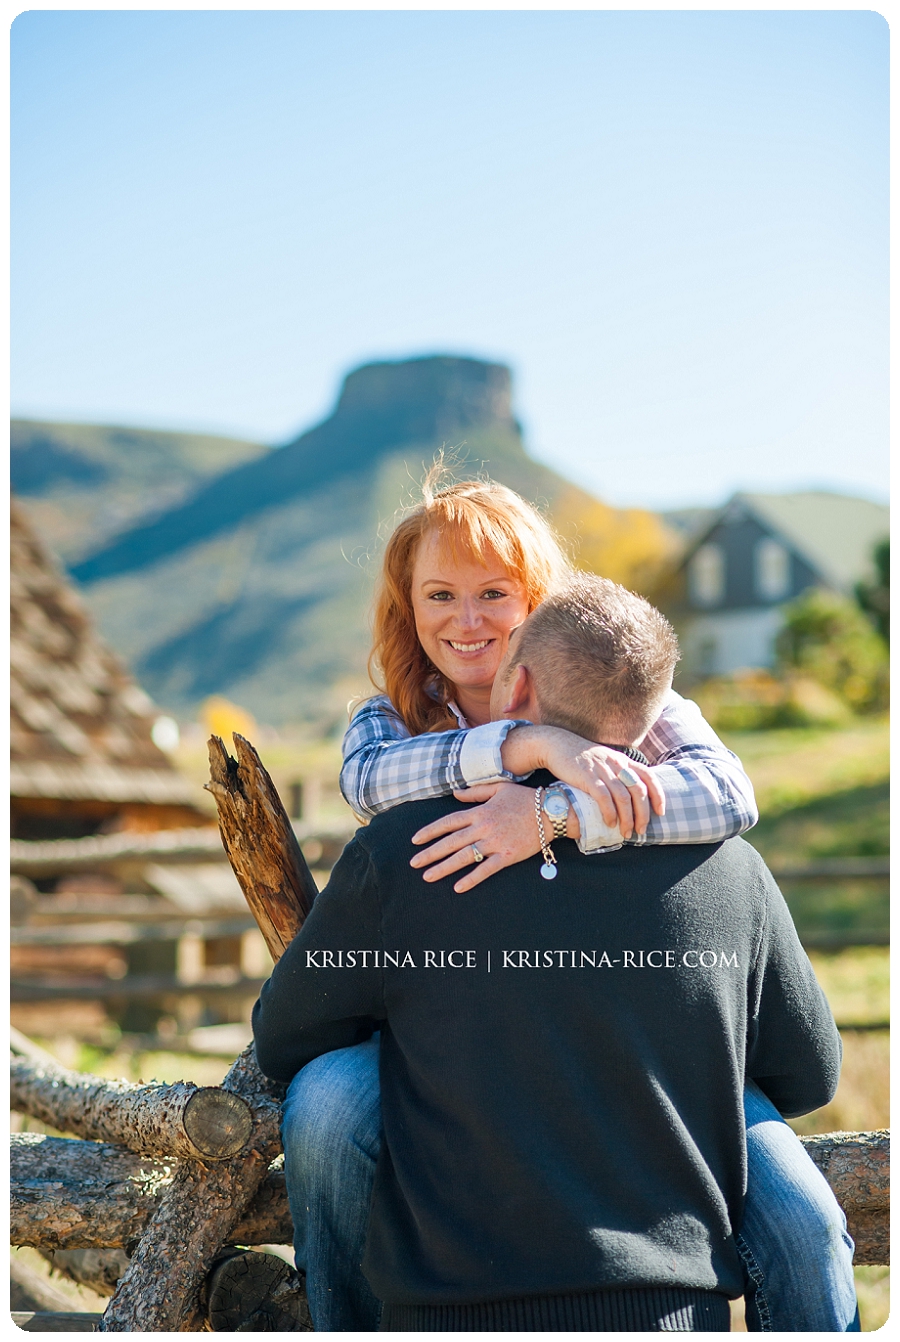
[737,491,889,594]
[10,499,198,806]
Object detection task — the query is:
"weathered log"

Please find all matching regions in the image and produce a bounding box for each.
[96,735,316,1329]
[10,1052,253,1161]
[12,1133,180,1252]
[40,1248,131,1297]
[800,1128,890,1267]
[12,1311,101,1332]
[11,1134,292,1251]
[12,1129,890,1266]
[205,733,317,960]
[94,1047,285,1330]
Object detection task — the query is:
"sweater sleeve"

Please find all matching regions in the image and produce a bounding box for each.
[745,861,842,1118]
[252,836,387,1082]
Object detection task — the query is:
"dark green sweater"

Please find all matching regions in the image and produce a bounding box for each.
[253,788,840,1316]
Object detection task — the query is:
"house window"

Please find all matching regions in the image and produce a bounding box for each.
[756,539,790,601]
[689,544,725,606]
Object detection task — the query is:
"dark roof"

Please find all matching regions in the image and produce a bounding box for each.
[10,498,197,806]
[685,490,889,593]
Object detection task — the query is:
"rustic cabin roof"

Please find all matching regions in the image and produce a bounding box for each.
[10,499,198,805]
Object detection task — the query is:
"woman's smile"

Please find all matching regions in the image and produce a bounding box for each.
[410,530,529,724]
[447,638,492,653]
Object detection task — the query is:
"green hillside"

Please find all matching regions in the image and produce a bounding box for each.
[14,358,616,727]
[11,419,269,564]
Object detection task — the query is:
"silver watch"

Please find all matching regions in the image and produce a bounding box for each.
[542,785,569,841]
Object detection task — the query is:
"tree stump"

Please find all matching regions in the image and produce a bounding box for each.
[204,1250,312,1331]
[97,734,315,1331]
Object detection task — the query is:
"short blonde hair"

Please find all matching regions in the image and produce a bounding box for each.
[508,572,680,745]
[369,469,570,734]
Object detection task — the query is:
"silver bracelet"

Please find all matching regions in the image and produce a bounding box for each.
[533,786,558,881]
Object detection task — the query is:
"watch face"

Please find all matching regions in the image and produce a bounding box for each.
[543,792,568,820]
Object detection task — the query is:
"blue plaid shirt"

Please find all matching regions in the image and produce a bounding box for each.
[340,691,758,854]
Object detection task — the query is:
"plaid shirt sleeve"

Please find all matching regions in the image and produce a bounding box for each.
[625,689,760,847]
[567,691,759,854]
[341,691,758,853]
[340,696,531,819]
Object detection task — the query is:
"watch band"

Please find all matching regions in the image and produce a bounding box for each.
[543,787,569,842]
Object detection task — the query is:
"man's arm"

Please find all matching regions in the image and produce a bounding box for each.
[252,835,386,1082]
[746,862,842,1118]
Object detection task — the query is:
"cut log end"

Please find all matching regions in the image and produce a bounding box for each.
[183,1087,254,1159]
[205,1250,312,1332]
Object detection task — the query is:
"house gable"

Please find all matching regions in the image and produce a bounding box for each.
[684,499,821,613]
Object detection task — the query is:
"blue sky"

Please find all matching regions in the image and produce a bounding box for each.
[11,9,888,510]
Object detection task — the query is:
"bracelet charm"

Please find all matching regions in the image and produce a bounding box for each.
[534,786,558,881]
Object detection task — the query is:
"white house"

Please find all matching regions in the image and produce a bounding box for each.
[675,491,889,679]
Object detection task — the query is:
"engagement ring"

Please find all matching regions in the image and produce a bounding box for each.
[471,844,484,863]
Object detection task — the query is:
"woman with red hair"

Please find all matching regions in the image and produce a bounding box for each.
[279,474,857,1334]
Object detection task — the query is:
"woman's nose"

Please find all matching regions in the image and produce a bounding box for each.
[456,597,482,630]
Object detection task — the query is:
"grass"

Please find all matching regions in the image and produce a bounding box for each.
[720,718,890,946]
[719,718,889,817]
[19,719,891,1325]
[808,947,889,1027]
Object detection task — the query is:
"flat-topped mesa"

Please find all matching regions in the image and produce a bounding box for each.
[71,355,520,585]
[334,356,515,436]
[10,1053,256,1162]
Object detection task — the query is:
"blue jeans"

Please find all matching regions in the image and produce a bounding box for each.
[282,1042,859,1332]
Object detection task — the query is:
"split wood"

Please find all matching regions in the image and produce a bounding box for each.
[96,734,315,1331]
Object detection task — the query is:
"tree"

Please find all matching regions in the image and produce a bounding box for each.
[776,587,889,714]
[551,487,679,596]
[856,538,889,644]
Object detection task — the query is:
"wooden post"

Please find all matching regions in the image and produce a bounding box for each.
[97,734,315,1331]
[205,733,317,959]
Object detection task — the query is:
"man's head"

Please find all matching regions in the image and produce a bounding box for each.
[490,572,680,746]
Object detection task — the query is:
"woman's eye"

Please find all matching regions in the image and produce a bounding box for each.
[428,590,453,601]
[482,589,507,600]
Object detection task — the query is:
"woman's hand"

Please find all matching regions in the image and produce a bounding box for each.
[410,782,543,892]
[502,725,665,839]
[540,737,664,839]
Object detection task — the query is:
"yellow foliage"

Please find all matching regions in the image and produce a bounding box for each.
[551,486,679,595]
[200,695,258,743]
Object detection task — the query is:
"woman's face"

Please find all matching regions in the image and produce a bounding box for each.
[410,529,530,699]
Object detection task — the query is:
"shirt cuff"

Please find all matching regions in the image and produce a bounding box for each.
[563,785,623,854]
[458,720,534,786]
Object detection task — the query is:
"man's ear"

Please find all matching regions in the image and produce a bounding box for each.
[500,663,533,717]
